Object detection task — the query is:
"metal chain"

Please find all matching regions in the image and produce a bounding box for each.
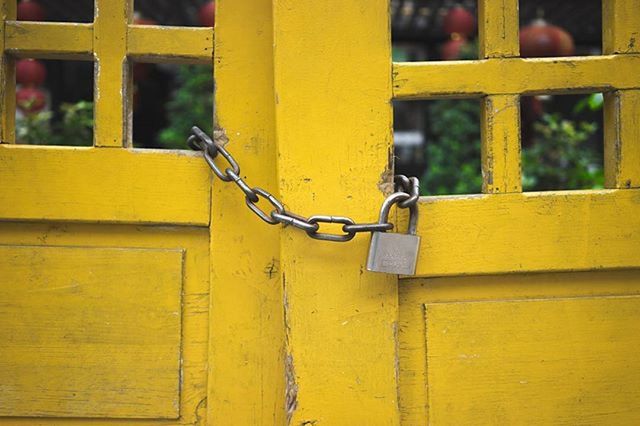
[188,126,420,242]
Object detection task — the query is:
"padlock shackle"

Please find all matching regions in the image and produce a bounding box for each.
[378,192,410,224]
[377,191,419,234]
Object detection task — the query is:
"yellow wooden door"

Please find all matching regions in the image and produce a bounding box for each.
[0,0,214,423]
[2,1,640,425]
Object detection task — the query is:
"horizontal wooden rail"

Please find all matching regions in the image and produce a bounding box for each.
[3,21,213,63]
[405,189,640,277]
[4,22,93,60]
[0,145,211,225]
[128,25,214,63]
[393,55,640,99]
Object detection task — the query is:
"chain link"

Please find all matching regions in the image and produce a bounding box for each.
[189,126,420,242]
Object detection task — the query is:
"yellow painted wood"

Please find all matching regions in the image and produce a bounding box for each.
[393,55,640,99]
[4,22,94,60]
[0,245,182,418]
[93,0,131,147]
[411,189,640,277]
[480,94,522,193]
[424,296,640,425]
[0,145,211,225]
[0,0,16,143]
[604,90,640,188]
[398,271,640,425]
[603,0,640,54]
[0,222,210,425]
[208,0,286,424]
[272,0,399,423]
[478,0,519,58]
[128,25,213,64]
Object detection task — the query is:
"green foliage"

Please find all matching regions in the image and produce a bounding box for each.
[158,65,214,149]
[421,99,482,195]
[421,97,602,195]
[16,101,93,146]
[574,92,604,114]
[522,114,602,191]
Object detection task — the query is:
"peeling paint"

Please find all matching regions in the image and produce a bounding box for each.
[378,146,395,194]
[285,353,298,425]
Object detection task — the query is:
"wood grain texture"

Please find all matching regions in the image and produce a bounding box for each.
[411,189,640,277]
[0,145,211,225]
[0,0,16,143]
[604,90,640,188]
[0,222,209,425]
[393,55,640,99]
[4,22,94,60]
[128,25,213,64]
[480,94,522,193]
[273,0,400,423]
[93,0,131,147]
[478,0,519,58]
[208,0,286,424]
[0,245,182,418]
[398,271,640,425]
[603,0,640,54]
[425,296,640,425]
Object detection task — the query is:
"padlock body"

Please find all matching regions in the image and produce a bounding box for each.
[367,232,420,275]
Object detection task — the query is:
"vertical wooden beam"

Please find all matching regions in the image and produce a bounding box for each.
[0,0,16,143]
[603,0,640,189]
[481,94,522,193]
[208,0,285,424]
[478,0,522,193]
[478,0,520,58]
[603,0,640,54]
[604,90,640,188]
[93,0,131,147]
[273,0,400,423]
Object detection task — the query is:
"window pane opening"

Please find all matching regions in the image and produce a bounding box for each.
[132,63,213,150]
[134,0,215,27]
[394,98,482,196]
[519,0,602,58]
[521,92,604,191]
[16,59,93,147]
[392,0,478,62]
[19,0,93,23]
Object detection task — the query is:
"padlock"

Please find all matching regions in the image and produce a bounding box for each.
[366,193,420,275]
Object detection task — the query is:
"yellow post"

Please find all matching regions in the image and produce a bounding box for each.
[603,0,640,189]
[93,0,131,147]
[0,0,16,143]
[604,90,640,188]
[478,0,521,193]
[272,0,400,423]
[478,0,520,58]
[481,94,522,193]
[208,0,286,424]
[603,0,640,54]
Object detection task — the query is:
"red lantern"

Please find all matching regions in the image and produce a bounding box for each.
[198,2,215,27]
[17,0,46,21]
[520,19,575,57]
[443,6,476,37]
[16,86,46,114]
[16,59,46,86]
[441,36,468,61]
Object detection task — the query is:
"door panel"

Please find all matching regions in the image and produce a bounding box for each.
[399,271,640,425]
[425,296,640,425]
[0,223,209,424]
[0,245,183,418]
